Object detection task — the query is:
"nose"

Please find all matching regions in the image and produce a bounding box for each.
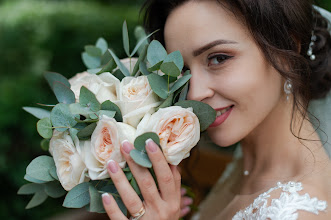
[187,68,214,102]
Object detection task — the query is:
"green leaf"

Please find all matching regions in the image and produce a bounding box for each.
[53,81,76,104]
[24,174,47,184]
[131,44,148,76]
[147,73,169,99]
[101,100,123,122]
[85,45,102,57]
[178,82,189,101]
[174,100,216,131]
[170,74,192,94]
[82,52,101,69]
[122,166,131,172]
[77,123,97,140]
[130,177,141,195]
[130,150,152,168]
[139,62,151,76]
[44,72,70,90]
[18,183,44,195]
[26,156,55,182]
[98,110,116,119]
[23,107,51,119]
[69,103,92,116]
[108,49,130,76]
[147,61,163,72]
[114,196,127,216]
[112,69,126,81]
[100,184,118,194]
[162,75,177,84]
[101,49,113,66]
[163,51,184,72]
[147,40,167,66]
[96,38,108,54]
[45,181,66,198]
[134,132,160,152]
[51,103,77,132]
[63,182,91,208]
[87,68,103,74]
[131,29,158,57]
[160,62,181,77]
[125,172,133,181]
[157,93,174,110]
[89,185,105,213]
[40,139,50,151]
[97,58,115,75]
[37,118,52,139]
[26,190,48,209]
[122,20,130,57]
[49,166,59,181]
[79,86,101,112]
[89,113,99,120]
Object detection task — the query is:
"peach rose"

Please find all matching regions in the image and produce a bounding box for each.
[136,106,200,165]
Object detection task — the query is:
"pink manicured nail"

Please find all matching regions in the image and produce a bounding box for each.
[181,206,191,216]
[181,187,187,196]
[122,140,132,154]
[183,197,193,206]
[102,193,111,205]
[107,160,118,173]
[146,138,157,152]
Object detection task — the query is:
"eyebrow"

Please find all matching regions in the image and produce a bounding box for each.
[193,39,238,57]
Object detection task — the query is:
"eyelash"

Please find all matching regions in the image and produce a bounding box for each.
[207,54,233,66]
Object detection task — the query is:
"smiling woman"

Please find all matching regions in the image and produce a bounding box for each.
[132,0,331,219]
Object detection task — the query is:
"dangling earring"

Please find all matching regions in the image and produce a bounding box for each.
[307,31,317,61]
[284,79,292,101]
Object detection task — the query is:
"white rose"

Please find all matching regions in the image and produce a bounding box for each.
[49,130,88,191]
[115,75,161,128]
[136,106,200,165]
[80,115,136,180]
[69,71,120,104]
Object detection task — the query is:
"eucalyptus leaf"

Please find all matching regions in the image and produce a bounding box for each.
[122,20,130,57]
[23,107,51,119]
[87,68,103,74]
[82,52,101,69]
[134,132,160,152]
[63,182,90,208]
[96,38,108,54]
[160,62,181,77]
[40,139,50,151]
[108,49,130,76]
[130,177,141,195]
[45,181,66,198]
[139,62,150,76]
[131,29,158,57]
[125,172,133,181]
[26,156,55,182]
[26,190,48,209]
[101,50,113,66]
[178,82,189,101]
[112,69,126,81]
[18,183,44,195]
[162,75,177,84]
[97,58,115,75]
[98,110,116,119]
[49,166,59,181]
[37,118,52,139]
[85,45,102,57]
[174,100,216,131]
[101,100,123,122]
[147,73,169,99]
[24,174,47,184]
[53,81,76,104]
[79,86,101,112]
[122,166,131,172]
[163,51,184,72]
[100,184,118,194]
[130,150,152,168]
[89,113,99,120]
[157,93,174,110]
[114,196,127,216]
[77,123,97,139]
[44,72,71,90]
[89,185,105,213]
[131,44,148,76]
[147,40,167,66]
[69,103,92,116]
[147,61,163,72]
[170,74,192,94]
[51,103,77,132]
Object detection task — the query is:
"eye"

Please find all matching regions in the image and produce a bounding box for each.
[207,54,233,66]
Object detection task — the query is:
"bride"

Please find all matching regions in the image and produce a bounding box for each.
[101,0,331,219]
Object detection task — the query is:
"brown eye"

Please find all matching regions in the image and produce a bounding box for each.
[208,54,233,66]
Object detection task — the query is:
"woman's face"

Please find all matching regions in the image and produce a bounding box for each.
[164,0,284,147]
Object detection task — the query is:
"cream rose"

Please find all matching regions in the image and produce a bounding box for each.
[69,71,120,103]
[49,130,88,191]
[115,75,161,128]
[136,106,200,165]
[80,115,136,180]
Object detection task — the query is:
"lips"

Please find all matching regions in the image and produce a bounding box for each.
[209,105,234,128]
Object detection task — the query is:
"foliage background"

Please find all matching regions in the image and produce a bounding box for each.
[0,0,330,220]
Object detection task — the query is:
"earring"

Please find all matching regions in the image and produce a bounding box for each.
[307,31,317,61]
[284,79,292,101]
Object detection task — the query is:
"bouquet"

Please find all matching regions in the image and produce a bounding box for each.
[18,21,216,215]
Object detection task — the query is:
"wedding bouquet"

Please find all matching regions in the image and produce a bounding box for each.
[18,21,216,215]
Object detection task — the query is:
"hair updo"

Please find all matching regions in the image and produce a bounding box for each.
[142,0,331,119]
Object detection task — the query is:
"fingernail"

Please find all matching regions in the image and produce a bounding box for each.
[181,206,191,216]
[102,193,111,205]
[184,197,193,206]
[122,140,132,154]
[181,187,187,196]
[107,160,118,173]
[146,138,157,152]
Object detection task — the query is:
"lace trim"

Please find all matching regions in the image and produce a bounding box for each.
[232,181,328,220]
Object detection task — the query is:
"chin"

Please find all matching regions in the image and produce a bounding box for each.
[206,128,239,147]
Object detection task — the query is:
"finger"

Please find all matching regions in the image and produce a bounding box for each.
[121,140,161,204]
[170,164,181,195]
[181,187,187,196]
[180,196,193,209]
[106,160,144,216]
[145,139,177,201]
[179,206,191,218]
[102,193,127,220]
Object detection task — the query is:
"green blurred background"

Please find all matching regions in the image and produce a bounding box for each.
[0,0,330,219]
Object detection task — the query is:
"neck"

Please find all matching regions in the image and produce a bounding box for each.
[239,97,324,193]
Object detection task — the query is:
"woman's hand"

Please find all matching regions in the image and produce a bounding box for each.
[102,139,182,220]
[180,187,193,218]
